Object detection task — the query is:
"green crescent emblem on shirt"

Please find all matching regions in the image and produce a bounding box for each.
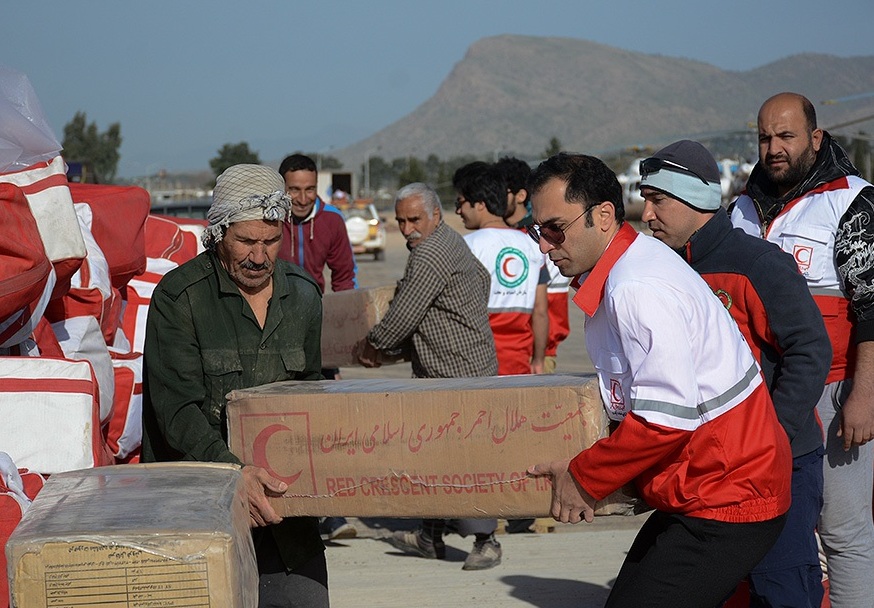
[495,247,529,288]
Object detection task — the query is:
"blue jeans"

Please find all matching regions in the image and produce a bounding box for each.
[817,380,874,608]
[748,447,824,608]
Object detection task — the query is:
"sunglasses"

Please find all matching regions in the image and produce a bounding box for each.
[527,207,591,246]
[455,197,471,210]
[639,157,710,185]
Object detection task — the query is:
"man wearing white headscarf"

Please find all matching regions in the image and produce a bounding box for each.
[142,164,329,608]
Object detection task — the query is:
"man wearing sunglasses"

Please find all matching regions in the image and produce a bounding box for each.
[453,161,549,377]
[526,153,793,607]
[495,156,572,378]
[640,139,831,607]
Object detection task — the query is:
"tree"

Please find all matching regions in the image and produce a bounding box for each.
[542,136,562,159]
[358,155,395,195]
[210,142,260,179]
[849,133,872,182]
[424,154,442,179]
[397,157,427,188]
[62,111,122,183]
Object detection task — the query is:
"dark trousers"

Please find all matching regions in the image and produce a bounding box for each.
[605,510,786,608]
[422,518,497,538]
[749,448,825,608]
[254,531,329,608]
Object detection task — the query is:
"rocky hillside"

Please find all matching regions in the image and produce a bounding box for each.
[335,35,874,165]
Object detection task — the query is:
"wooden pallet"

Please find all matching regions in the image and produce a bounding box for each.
[496,518,556,534]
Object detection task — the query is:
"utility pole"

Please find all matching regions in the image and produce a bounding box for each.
[364,147,380,197]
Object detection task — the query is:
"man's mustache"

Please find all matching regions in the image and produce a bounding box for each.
[241,260,271,271]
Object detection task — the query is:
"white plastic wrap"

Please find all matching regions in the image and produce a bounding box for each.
[0,65,61,173]
[6,463,258,608]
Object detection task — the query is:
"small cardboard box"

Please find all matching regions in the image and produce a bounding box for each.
[320,285,396,367]
[227,375,643,519]
[6,463,257,608]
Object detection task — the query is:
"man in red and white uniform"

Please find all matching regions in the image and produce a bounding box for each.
[454,162,548,375]
[494,156,571,375]
[527,153,792,608]
[731,92,874,608]
[543,258,571,373]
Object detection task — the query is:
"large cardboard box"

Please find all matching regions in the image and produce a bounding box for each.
[320,285,395,367]
[6,463,257,608]
[227,375,643,519]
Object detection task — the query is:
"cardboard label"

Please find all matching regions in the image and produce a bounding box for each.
[228,375,643,518]
[20,542,213,607]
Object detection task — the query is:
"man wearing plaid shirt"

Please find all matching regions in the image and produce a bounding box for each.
[357,182,497,379]
[356,182,502,570]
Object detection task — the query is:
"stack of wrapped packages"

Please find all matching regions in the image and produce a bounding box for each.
[0,66,206,602]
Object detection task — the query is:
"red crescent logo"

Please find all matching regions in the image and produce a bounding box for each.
[252,423,303,486]
[502,257,517,278]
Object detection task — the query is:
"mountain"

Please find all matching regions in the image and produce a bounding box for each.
[334,35,874,168]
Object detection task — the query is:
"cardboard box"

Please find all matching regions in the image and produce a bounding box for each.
[227,375,644,519]
[6,463,257,608]
[320,285,396,367]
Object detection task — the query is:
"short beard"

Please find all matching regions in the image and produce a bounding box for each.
[764,143,817,194]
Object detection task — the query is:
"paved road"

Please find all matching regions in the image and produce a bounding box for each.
[326,515,649,608]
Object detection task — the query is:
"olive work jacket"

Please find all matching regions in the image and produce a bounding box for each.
[142,249,324,571]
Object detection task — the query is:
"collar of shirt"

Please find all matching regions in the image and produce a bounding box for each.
[572,222,638,316]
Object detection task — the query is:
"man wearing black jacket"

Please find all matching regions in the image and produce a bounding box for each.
[640,139,832,607]
[731,93,874,608]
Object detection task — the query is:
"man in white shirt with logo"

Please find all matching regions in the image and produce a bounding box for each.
[731,92,874,607]
[453,161,548,375]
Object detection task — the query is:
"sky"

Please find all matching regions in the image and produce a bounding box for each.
[4,0,873,178]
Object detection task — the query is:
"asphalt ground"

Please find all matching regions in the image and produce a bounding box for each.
[325,515,649,608]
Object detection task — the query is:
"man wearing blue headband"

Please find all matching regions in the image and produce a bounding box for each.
[640,140,832,607]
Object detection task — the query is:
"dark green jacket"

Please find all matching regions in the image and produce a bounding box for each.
[142,250,324,570]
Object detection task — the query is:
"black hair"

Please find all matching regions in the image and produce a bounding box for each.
[279,153,317,176]
[452,162,507,218]
[528,153,625,224]
[494,156,531,194]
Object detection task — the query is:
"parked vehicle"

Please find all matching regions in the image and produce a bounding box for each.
[342,201,386,261]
